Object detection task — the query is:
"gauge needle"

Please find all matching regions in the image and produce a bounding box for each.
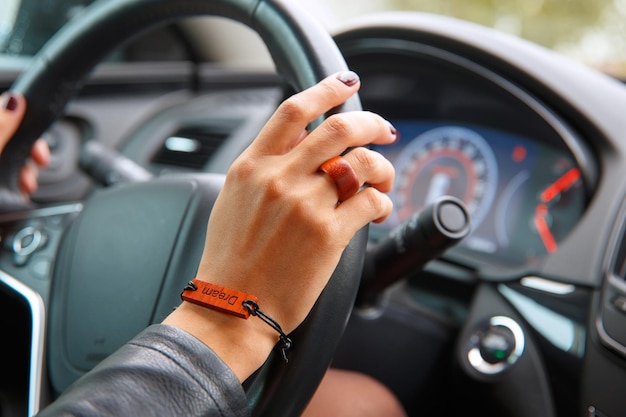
[534,167,580,254]
[540,167,580,203]
[425,172,451,205]
[534,204,557,253]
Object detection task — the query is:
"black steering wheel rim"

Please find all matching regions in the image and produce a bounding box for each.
[3,1,367,416]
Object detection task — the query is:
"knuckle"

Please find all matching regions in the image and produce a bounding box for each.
[312,216,339,242]
[229,157,255,180]
[318,81,342,102]
[276,97,308,124]
[362,187,388,216]
[351,148,376,172]
[230,159,287,200]
[261,171,290,201]
[288,195,334,236]
[323,114,353,139]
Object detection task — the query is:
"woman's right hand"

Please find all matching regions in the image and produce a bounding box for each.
[164,71,396,381]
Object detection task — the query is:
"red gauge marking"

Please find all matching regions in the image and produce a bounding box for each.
[430,165,459,178]
[540,167,580,203]
[512,145,527,162]
[534,204,557,254]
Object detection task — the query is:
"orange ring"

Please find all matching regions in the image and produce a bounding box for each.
[318,155,360,202]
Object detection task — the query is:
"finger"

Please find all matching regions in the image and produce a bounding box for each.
[340,147,395,193]
[31,139,51,167]
[0,92,26,152]
[250,71,361,156]
[336,186,394,230]
[19,163,38,195]
[298,111,397,170]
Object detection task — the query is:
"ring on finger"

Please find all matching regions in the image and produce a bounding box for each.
[318,155,360,203]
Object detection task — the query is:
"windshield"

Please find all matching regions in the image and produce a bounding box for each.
[1,0,625,78]
[302,0,626,78]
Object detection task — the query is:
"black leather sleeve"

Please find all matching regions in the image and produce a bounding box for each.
[36,324,251,417]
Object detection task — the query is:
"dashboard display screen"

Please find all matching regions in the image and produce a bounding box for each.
[371,121,586,266]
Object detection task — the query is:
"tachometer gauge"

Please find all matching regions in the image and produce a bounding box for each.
[494,150,585,263]
[392,126,498,230]
[533,165,581,254]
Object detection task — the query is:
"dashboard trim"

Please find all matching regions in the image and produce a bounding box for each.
[520,276,576,295]
[0,270,45,416]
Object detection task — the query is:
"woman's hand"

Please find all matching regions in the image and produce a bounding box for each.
[0,92,50,195]
[164,72,396,380]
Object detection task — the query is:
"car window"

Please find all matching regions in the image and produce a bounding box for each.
[296,0,626,79]
[0,0,95,56]
[0,0,187,63]
[1,0,625,78]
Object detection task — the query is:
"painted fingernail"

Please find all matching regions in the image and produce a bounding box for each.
[1,93,19,111]
[337,71,360,87]
[386,120,399,142]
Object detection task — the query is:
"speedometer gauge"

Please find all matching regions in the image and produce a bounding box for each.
[392,126,498,230]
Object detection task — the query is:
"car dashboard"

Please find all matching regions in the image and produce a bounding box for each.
[1,10,626,417]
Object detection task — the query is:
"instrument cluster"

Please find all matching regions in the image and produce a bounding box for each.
[370,120,586,267]
[339,42,594,269]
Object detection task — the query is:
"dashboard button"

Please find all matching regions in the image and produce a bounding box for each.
[465,315,525,376]
[11,226,47,266]
[479,325,516,364]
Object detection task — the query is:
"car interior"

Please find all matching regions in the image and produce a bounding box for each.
[1,1,626,416]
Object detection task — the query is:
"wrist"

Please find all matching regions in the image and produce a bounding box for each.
[163,301,278,382]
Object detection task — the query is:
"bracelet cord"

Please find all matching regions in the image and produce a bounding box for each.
[181,279,292,363]
[242,299,292,363]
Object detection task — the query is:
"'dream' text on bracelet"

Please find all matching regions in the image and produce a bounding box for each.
[202,287,238,305]
[181,279,259,319]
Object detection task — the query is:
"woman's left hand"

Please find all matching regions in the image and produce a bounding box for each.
[0,92,50,195]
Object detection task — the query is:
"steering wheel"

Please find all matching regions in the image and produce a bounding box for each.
[1,1,367,416]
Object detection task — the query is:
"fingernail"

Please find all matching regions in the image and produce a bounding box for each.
[1,93,19,111]
[337,71,360,87]
[386,120,399,142]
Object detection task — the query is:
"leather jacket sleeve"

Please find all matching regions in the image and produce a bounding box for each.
[36,324,251,417]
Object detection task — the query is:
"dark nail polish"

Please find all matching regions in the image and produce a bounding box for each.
[337,71,360,87]
[1,93,18,111]
[386,120,399,142]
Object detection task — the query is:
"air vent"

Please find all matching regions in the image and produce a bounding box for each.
[151,124,234,169]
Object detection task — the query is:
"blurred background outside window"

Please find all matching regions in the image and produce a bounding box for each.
[0,0,625,78]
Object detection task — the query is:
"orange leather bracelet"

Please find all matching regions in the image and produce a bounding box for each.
[181,279,258,319]
[180,279,293,361]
